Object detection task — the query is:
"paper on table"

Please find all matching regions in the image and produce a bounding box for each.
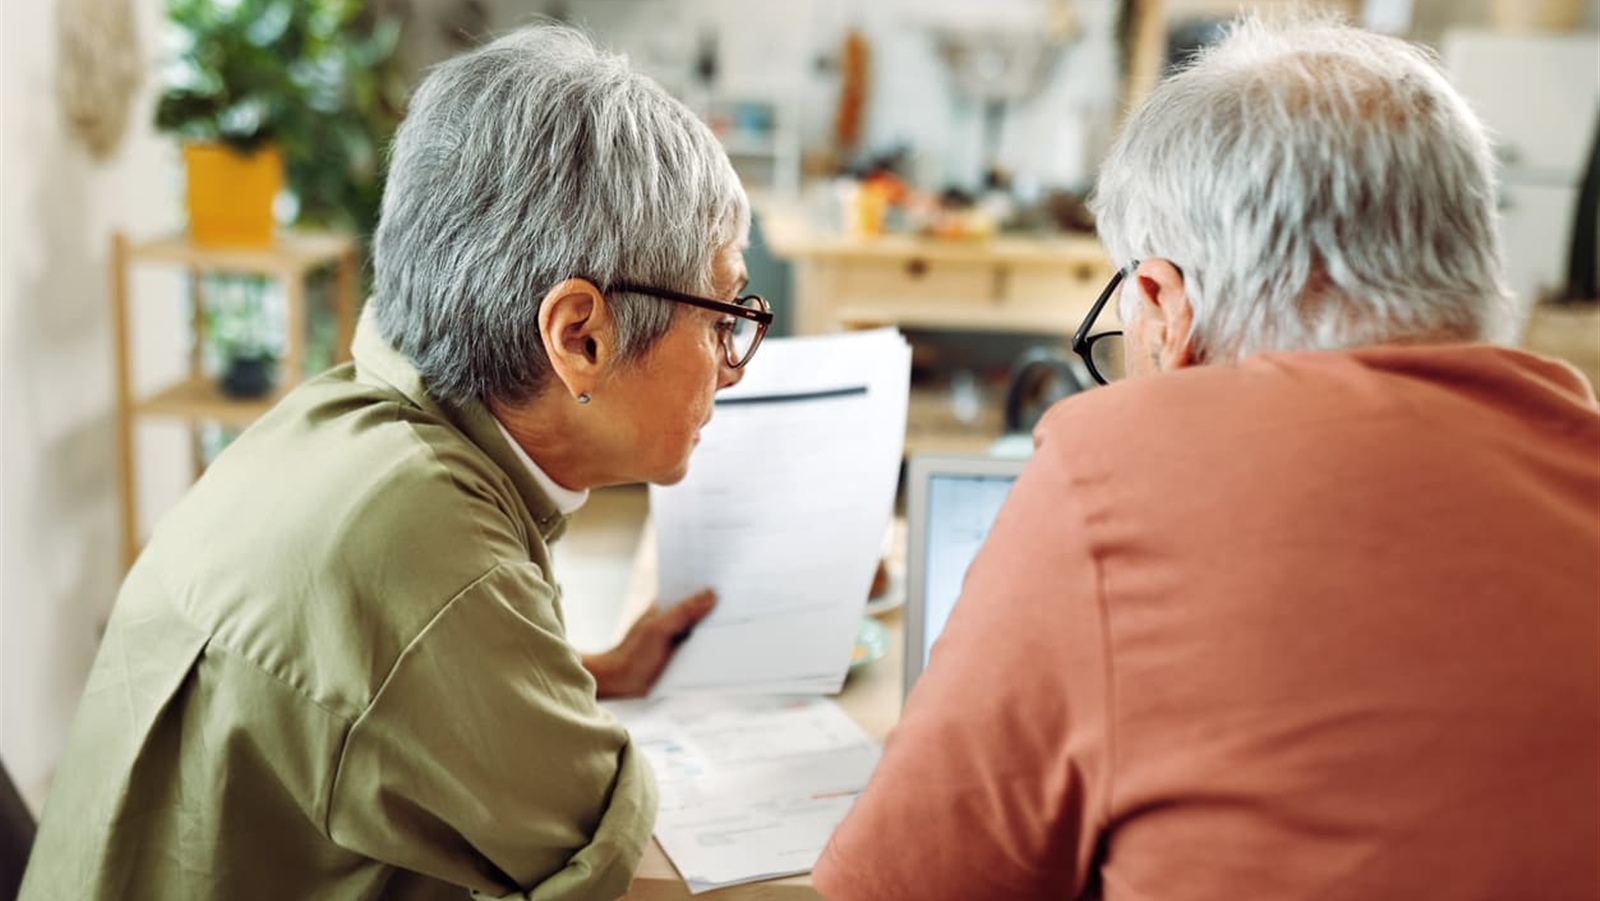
[607,695,880,894]
[650,329,911,696]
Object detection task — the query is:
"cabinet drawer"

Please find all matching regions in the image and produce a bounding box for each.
[828,255,1112,334]
[833,257,990,306]
[1007,260,1112,327]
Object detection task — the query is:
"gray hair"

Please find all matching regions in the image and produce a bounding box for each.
[371,23,750,405]
[1091,13,1513,363]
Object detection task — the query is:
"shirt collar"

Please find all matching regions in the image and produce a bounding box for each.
[351,308,573,540]
[491,417,590,515]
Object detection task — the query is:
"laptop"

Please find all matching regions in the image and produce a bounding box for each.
[901,453,1027,697]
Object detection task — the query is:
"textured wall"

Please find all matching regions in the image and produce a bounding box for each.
[0,0,187,810]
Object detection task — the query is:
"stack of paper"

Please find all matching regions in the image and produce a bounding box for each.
[649,328,911,695]
[607,695,881,894]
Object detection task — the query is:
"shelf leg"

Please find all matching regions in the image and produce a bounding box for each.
[111,233,139,570]
[283,270,306,382]
[188,268,206,477]
[334,247,358,363]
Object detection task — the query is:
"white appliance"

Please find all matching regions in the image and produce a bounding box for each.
[1441,29,1600,331]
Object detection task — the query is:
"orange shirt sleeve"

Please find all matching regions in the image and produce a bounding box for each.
[814,432,1112,901]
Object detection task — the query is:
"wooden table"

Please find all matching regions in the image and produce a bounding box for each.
[613,525,906,900]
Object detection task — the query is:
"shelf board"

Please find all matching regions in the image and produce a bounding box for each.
[836,305,1080,335]
[132,375,293,427]
[903,382,1006,458]
[903,429,1005,459]
[126,231,354,275]
[779,231,1110,266]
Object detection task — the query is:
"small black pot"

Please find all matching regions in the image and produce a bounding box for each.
[220,353,278,399]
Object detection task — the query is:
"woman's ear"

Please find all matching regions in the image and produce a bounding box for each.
[538,278,612,401]
[1133,260,1198,371]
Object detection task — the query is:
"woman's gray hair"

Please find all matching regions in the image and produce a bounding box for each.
[1091,13,1514,363]
[371,23,750,405]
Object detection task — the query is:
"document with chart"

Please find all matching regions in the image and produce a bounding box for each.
[606,694,881,894]
[649,327,911,695]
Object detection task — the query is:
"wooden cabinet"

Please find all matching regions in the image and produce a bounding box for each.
[769,227,1113,456]
[110,231,360,568]
[785,233,1113,336]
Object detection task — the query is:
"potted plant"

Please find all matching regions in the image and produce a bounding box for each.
[205,275,282,398]
[154,0,405,246]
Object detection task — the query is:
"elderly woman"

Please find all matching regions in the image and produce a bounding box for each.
[816,12,1599,901]
[21,24,768,901]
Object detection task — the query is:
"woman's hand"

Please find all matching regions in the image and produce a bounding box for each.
[583,589,717,699]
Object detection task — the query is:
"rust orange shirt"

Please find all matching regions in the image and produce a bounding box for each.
[816,344,1600,901]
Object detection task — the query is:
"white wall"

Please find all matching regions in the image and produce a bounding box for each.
[1,0,185,810]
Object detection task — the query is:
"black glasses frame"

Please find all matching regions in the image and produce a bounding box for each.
[1071,261,1138,386]
[611,282,775,369]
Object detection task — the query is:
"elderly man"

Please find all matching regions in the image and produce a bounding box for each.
[22,24,772,901]
[816,13,1599,901]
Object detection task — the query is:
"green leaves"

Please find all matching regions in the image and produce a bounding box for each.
[156,0,407,235]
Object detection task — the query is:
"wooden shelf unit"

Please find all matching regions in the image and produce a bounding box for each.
[110,230,360,568]
[132,375,294,427]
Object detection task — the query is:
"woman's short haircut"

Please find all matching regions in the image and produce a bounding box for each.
[1091,13,1514,362]
[371,23,750,405]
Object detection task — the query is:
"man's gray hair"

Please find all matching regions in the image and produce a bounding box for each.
[1091,14,1513,363]
[371,23,750,405]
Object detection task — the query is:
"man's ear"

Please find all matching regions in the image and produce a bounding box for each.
[538,278,613,400]
[1133,260,1198,371]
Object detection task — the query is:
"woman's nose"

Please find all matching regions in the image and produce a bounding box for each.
[718,359,746,390]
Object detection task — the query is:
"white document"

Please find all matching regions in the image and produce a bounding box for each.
[608,695,881,894]
[650,329,911,695]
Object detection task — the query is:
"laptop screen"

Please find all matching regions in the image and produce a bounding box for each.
[902,455,1025,696]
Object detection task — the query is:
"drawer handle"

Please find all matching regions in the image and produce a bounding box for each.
[905,258,929,278]
[1072,264,1098,282]
[991,266,1011,302]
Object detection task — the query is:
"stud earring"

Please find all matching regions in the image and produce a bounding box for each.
[577,392,591,405]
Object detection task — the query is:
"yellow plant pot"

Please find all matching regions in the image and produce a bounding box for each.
[182,142,282,247]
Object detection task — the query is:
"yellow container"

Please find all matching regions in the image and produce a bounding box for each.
[182,142,282,247]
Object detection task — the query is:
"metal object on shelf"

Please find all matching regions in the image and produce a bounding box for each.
[1002,346,1092,433]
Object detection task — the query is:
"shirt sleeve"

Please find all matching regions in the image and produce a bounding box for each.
[326,562,657,901]
[813,428,1113,901]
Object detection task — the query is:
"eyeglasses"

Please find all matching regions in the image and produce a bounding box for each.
[610,282,775,369]
[1071,261,1138,385]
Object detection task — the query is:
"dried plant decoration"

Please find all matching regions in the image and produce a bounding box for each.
[57,0,144,160]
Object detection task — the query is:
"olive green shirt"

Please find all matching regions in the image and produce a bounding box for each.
[19,316,656,900]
